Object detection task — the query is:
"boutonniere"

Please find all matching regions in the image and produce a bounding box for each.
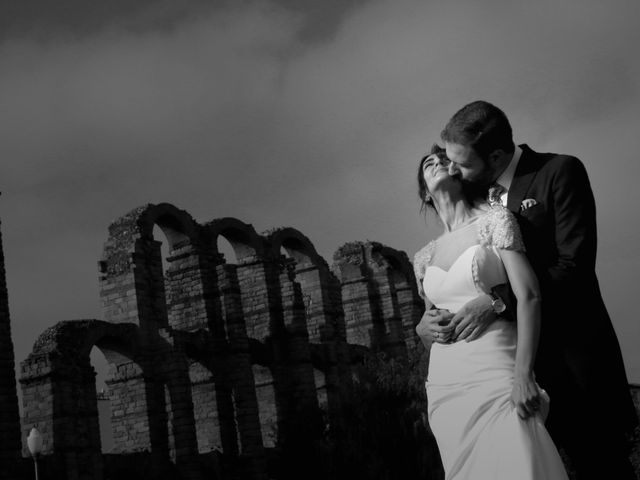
[520,198,538,212]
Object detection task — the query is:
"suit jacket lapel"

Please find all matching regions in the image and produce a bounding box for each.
[506,144,539,213]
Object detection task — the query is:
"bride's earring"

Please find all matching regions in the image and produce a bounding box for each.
[424,193,432,202]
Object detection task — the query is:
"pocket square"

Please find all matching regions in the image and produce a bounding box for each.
[520,198,538,212]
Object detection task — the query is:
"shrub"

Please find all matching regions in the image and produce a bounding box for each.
[273,347,444,480]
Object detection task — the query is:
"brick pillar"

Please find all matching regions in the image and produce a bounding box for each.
[368,248,407,359]
[332,242,386,350]
[333,242,413,357]
[216,262,267,480]
[369,245,424,353]
[158,348,200,480]
[161,243,239,457]
[0,222,21,478]
[391,267,424,352]
[292,263,337,343]
[235,256,288,446]
[291,262,351,416]
[165,242,267,479]
[165,242,215,332]
[189,361,221,453]
[106,358,164,455]
[278,260,319,416]
[20,353,103,480]
[100,236,168,335]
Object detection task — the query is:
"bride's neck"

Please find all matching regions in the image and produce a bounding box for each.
[433,192,477,232]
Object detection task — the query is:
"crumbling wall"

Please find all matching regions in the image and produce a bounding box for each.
[17,203,424,480]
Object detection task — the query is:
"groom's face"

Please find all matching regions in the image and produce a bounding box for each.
[444,142,493,186]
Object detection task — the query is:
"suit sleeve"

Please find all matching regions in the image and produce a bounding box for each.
[548,156,598,287]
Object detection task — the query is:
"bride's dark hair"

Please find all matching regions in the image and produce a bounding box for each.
[417,144,487,215]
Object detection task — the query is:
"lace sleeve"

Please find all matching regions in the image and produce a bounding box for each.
[477,205,525,252]
[413,241,435,299]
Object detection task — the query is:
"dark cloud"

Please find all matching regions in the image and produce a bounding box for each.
[1,0,640,385]
[270,0,370,43]
[0,0,208,40]
[0,0,369,45]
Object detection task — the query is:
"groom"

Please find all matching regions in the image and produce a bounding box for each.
[417,100,638,479]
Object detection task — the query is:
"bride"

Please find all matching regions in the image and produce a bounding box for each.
[413,145,569,479]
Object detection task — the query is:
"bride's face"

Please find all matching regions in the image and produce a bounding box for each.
[422,153,461,195]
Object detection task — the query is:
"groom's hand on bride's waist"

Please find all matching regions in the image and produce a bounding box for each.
[451,294,498,342]
[416,308,455,345]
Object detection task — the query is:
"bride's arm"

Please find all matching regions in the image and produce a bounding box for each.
[498,248,543,420]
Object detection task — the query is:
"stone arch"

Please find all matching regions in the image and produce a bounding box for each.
[30,319,138,359]
[265,228,340,339]
[371,246,414,287]
[207,220,319,449]
[136,203,201,249]
[370,244,424,351]
[179,333,239,457]
[175,307,266,476]
[20,320,140,480]
[100,203,201,273]
[205,217,265,264]
[266,228,351,418]
[99,203,217,333]
[205,217,275,345]
[20,319,204,480]
[266,228,325,269]
[333,241,404,355]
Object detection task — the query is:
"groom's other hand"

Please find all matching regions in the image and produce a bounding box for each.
[451,294,497,342]
[416,308,454,346]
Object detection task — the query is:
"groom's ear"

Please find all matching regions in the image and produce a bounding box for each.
[487,149,507,165]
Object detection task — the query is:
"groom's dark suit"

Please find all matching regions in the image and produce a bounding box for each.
[507,145,638,478]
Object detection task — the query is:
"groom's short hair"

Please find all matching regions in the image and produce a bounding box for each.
[441,101,515,160]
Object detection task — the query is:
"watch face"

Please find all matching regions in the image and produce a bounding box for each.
[492,298,506,313]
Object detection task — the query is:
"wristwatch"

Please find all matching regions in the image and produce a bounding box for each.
[489,292,506,314]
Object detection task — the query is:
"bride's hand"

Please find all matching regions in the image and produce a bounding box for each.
[416,309,454,345]
[511,372,542,420]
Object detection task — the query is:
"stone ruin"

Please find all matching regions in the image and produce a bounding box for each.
[0,203,425,479]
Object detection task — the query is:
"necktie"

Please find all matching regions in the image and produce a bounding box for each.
[488,183,506,205]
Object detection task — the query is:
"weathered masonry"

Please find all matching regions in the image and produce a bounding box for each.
[17,203,425,479]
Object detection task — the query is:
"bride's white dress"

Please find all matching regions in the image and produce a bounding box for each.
[414,206,568,480]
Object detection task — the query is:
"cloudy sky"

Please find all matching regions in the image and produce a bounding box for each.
[2,0,640,396]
